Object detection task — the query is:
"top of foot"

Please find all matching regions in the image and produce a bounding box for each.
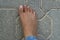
[18,5,37,37]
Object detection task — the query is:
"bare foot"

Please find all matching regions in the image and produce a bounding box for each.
[18,5,37,37]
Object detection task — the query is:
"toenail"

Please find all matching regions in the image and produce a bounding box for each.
[20,5,23,8]
[34,12,36,15]
[24,5,26,6]
[34,12,35,13]
[27,6,29,8]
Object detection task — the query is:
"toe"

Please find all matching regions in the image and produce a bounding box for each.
[27,6,30,12]
[29,7,33,13]
[23,5,28,12]
[33,12,36,16]
[28,6,36,16]
[19,5,23,13]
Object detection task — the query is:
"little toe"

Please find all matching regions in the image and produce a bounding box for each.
[33,12,36,16]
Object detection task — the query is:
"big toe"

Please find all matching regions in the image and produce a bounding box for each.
[19,5,23,13]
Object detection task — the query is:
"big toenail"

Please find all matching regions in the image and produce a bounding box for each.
[20,5,23,8]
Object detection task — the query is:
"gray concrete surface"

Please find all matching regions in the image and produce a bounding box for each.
[48,9,60,40]
[0,10,23,40]
[42,0,60,12]
[0,0,60,40]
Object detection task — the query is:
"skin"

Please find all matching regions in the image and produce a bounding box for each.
[18,5,37,37]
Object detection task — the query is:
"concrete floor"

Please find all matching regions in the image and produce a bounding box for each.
[0,0,60,40]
